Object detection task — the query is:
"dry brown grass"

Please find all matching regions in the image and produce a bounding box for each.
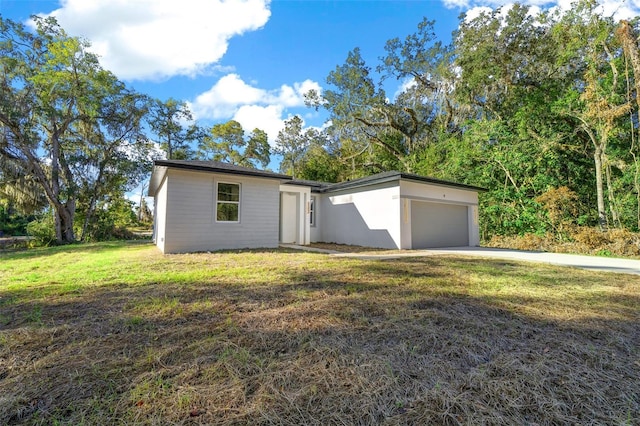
[487,227,640,258]
[308,242,383,253]
[1,242,639,425]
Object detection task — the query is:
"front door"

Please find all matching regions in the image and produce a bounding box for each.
[280,192,298,243]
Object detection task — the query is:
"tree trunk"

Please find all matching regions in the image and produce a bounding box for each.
[594,147,608,231]
[53,200,75,244]
[605,163,620,228]
[51,125,64,243]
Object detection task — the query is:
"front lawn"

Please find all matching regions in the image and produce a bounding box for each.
[1,241,638,424]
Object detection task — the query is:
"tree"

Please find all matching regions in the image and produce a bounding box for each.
[305,48,402,169]
[552,2,630,230]
[274,116,311,178]
[616,20,640,229]
[0,16,150,243]
[244,128,271,169]
[197,120,270,169]
[148,98,200,160]
[307,20,455,173]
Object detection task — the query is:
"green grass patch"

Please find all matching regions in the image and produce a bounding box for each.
[0,241,638,424]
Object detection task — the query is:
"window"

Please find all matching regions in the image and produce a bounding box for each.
[309,196,316,226]
[216,182,240,222]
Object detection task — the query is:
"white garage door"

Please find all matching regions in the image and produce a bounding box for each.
[411,201,469,248]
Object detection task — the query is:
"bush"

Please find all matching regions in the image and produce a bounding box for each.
[26,214,56,246]
[0,202,35,236]
[572,226,610,247]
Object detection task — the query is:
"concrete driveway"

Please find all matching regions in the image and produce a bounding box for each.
[332,247,640,276]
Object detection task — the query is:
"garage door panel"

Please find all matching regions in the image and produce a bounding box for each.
[411,202,468,248]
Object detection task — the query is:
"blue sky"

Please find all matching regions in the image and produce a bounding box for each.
[1,0,638,146]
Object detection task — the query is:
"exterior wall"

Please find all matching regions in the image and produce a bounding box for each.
[160,169,281,253]
[316,183,401,249]
[154,174,168,254]
[399,180,480,248]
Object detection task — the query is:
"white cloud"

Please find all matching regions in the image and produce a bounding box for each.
[233,105,286,143]
[443,0,472,8]
[38,0,271,81]
[463,6,493,21]
[591,0,640,19]
[190,74,267,118]
[190,74,323,143]
[393,77,418,99]
[449,0,640,21]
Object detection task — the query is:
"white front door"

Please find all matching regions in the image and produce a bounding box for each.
[280,192,298,243]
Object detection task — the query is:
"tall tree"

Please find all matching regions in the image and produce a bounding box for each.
[552,2,630,230]
[148,98,200,160]
[198,120,270,169]
[307,20,456,173]
[305,49,402,169]
[617,20,640,229]
[274,115,311,178]
[0,16,150,243]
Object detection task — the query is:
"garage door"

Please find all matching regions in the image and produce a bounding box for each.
[411,201,469,248]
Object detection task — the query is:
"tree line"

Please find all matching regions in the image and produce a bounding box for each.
[0,16,288,243]
[2,1,640,245]
[302,0,640,240]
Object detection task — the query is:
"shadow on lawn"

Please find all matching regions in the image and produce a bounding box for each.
[1,256,639,425]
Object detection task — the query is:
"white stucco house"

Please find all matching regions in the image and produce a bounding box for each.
[148,160,485,254]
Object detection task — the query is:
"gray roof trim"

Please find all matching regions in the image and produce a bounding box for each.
[153,160,292,180]
[316,171,486,194]
[397,172,487,192]
[288,179,329,190]
[147,160,486,197]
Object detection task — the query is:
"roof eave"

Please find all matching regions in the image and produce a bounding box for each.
[152,160,293,182]
[148,165,168,197]
[399,173,488,192]
[319,173,401,193]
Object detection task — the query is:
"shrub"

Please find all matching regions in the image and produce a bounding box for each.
[572,226,610,248]
[535,187,578,240]
[26,214,56,246]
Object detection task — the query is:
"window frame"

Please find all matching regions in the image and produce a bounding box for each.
[215,181,241,223]
[309,196,316,227]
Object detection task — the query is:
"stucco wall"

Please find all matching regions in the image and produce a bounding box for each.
[160,169,281,253]
[316,183,401,249]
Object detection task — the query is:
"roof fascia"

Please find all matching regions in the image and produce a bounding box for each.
[153,160,292,181]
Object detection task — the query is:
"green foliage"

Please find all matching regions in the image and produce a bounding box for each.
[0,16,150,244]
[79,196,138,242]
[26,212,56,246]
[274,115,312,177]
[198,120,270,169]
[0,200,35,236]
[307,1,640,239]
[297,143,342,183]
[148,98,200,160]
